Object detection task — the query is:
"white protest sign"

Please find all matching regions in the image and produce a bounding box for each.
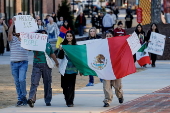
[147,32,166,56]
[15,15,38,33]
[57,56,68,76]
[127,32,141,55]
[20,32,48,52]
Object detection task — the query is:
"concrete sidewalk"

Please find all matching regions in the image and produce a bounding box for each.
[0,60,170,113]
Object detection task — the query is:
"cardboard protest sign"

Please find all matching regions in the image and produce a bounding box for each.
[147,32,166,56]
[15,15,38,33]
[20,32,48,52]
[127,32,141,55]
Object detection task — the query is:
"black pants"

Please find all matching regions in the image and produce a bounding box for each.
[61,73,77,105]
[0,33,4,54]
[133,53,136,63]
[151,53,157,65]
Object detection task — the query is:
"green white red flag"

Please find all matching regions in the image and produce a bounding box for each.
[62,36,136,80]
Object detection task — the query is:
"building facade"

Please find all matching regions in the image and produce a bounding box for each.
[0,0,67,23]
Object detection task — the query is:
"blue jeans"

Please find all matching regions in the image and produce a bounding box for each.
[29,63,52,103]
[11,61,28,101]
[78,25,84,36]
[89,75,94,83]
[89,75,103,83]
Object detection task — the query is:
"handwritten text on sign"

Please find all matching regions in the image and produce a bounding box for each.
[127,32,141,55]
[20,33,48,52]
[15,15,38,33]
[147,32,165,56]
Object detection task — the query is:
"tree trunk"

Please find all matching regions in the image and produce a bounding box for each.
[151,0,162,24]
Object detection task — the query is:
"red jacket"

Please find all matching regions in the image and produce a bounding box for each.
[113,28,126,37]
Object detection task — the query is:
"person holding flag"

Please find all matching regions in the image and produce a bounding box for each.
[102,30,124,107]
[134,24,151,68]
[58,30,82,107]
[56,20,71,48]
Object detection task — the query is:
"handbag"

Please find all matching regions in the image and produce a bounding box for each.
[44,52,55,68]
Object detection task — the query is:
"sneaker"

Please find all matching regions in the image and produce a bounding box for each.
[16,101,23,107]
[119,97,124,104]
[100,79,103,83]
[143,65,147,68]
[103,103,110,107]
[152,64,156,67]
[22,97,27,106]
[86,83,94,86]
[67,104,74,107]
[27,99,34,108]
[46,103,51,106]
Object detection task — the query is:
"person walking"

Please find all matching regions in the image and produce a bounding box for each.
[46,17,59,39]
[102,30,124,107]
[125,12,133,28]
[110,11,117,29]
[146,23,159,67]
[91,12,98,28]
[27,30,59,108]
[51,12,57,23]
[75,12,86,36]
[134,24,146,66]
[8,17,28,106]
[61,20,71,31]
[113,21,126,36]
[43,15,50,27]
[57,17,64,29]
[98,12,104,33]
[0,18,8,55]
[37,19,45,30]
[113,6,119,19]
[86,27,102,86]
[102,11,113,32]
[59,30,81,107]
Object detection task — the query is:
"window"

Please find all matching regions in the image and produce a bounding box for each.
[33,0,42,19]
[22,0,30,15]
[5,0,16,23]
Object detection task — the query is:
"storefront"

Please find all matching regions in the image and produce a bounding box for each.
[0,0,63,26]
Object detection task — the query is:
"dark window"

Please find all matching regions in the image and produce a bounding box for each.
[4,0,16,25]
[22,0,30,15]
[33,0,42,19]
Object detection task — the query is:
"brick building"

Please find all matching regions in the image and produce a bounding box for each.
[0,0,71,23]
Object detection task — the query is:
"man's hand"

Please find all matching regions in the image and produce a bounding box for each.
[12,17,16,24]
[55,62,59,68]
[79,73,83,76]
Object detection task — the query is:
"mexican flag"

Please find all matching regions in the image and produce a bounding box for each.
[62,35,136,80]
[136,43,151,66]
